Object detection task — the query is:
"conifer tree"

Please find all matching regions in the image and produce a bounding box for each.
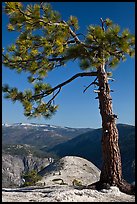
[2,2,135,194]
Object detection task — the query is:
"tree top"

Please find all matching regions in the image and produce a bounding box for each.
[2,2,135,119]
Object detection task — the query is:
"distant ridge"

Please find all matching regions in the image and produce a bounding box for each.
[2,122,93,150]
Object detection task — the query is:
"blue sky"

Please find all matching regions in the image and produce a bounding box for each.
[2,2,135,128]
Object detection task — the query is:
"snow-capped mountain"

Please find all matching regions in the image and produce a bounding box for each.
[2,122,91,130]
[2,122,93,150]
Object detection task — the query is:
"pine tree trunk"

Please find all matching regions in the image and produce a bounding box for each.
[97,64,122,185]
[88,64,135,195]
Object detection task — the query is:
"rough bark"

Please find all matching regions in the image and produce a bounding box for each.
[97,64,122,185]
[88,64,135,195]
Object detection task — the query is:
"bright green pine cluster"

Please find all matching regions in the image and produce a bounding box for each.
[2,83,59,118]
[79,18,135,70]
[2,2,135,119]
[3,2,79,118]
[3,2,69,75]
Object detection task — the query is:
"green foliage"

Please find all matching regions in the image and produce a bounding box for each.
[7,23,15,31]
[105,18,113,26]
[21,170,42,187]
[65,44,89,62]
[2,82,58,118]
[84,18,134,68]
[67,15,79,30]
[80,59,91,70]
[2,2,135,120]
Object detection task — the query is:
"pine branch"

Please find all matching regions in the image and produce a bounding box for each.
[2,53,65,64]
[100,18,105,31]
[62,20,81,44]
[46,87,61,107]
[83,77,98,93]
[32,71,97,99]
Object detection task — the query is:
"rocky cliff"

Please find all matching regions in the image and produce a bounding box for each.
[2,154,50,188]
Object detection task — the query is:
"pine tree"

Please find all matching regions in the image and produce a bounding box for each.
[2,2,135,194]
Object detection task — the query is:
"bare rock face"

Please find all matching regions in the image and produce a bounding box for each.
[2,154,24,187]
[2,154,49,188]
[2,156,135,202]
[2,155,100,188]
[37,156,101,186]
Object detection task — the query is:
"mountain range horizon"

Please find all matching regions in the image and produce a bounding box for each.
[2,122,135,129]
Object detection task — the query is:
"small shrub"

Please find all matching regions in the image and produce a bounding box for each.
[21,170,42,187]
[72,179,82,186]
